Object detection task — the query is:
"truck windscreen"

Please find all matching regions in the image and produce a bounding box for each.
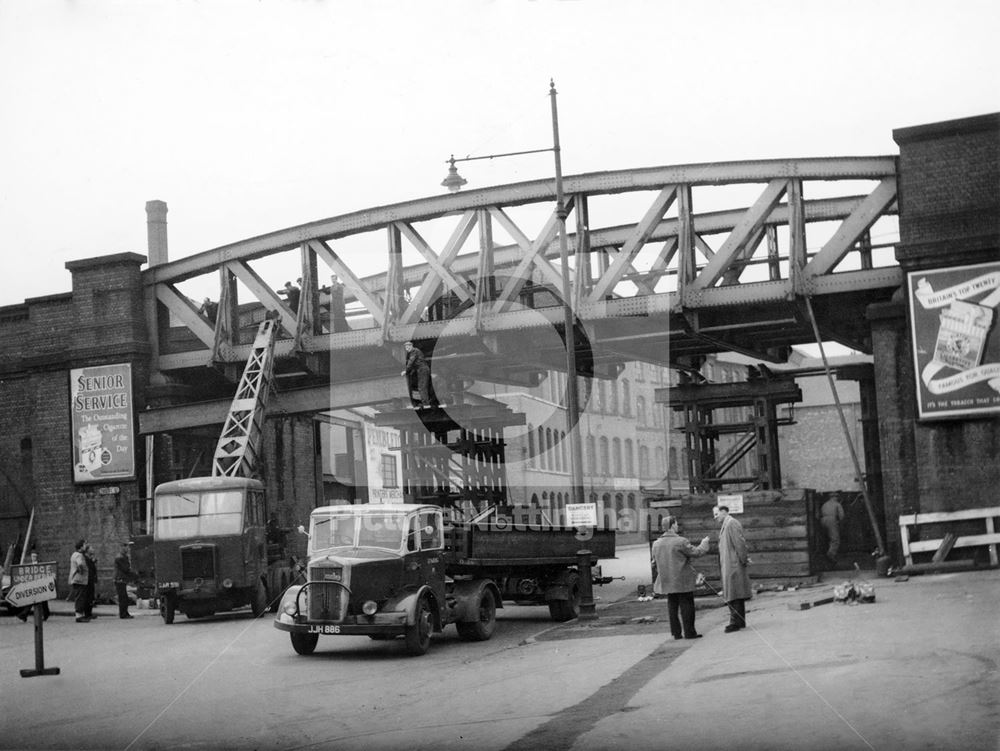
[155,491,245,540]
[310,513,407,553]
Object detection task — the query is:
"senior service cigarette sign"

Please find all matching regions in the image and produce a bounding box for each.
[70,363,136,483]
[907,261,1000,420]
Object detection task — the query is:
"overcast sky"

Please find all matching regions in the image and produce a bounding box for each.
[0,0,996,308]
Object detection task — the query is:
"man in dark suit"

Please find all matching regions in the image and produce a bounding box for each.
[113,542,136,619]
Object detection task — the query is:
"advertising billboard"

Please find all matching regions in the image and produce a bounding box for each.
[70,363,136,482]
[907,261,1000,420]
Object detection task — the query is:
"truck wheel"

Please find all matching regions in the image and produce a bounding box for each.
[547,572,581,622]
[160,594,176,625]
[251,579,268,617]
[290,632,319,655]
[404,596,433,656]
[456,588,497,641]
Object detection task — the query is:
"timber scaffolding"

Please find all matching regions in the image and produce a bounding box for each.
[656,369,802,493]
[374,396,526,510]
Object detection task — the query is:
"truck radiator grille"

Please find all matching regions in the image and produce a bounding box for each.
[308,581,348,622]
[181,548,215,580]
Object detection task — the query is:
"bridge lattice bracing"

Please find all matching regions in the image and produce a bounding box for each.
[142,157,900,412]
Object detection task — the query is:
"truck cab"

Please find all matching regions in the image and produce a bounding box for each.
[274,503,500,656]
[153,476,273,622]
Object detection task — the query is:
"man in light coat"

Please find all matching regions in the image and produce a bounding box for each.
[68,538,90,623]
[714,505,752,632]
[651,515,710,639]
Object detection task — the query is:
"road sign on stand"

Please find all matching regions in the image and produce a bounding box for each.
[5,561,57,607]
[7,561,60,678]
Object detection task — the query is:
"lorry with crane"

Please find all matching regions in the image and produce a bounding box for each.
[152,317,295,623]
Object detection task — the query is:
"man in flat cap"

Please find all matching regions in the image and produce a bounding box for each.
[113,542,136,619]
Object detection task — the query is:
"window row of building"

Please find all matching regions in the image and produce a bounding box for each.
[526,428,684,480]
[541,372,679,427]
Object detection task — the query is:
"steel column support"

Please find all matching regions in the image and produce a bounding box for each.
[788,178,807,296]
[765,225,781,281]
[676,184,695,307]
[574,194,591,307]
[474,208,494,332]
[383,224,404,339]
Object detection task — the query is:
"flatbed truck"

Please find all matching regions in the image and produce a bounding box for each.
[273,503,615,655]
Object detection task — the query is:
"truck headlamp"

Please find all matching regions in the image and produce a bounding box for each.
[362,600,378,616]
[283,602,297,616]
[222,578,234,588]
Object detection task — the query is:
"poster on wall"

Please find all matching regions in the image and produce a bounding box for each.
[907,260,1000,420]
[363,423,403,503]
[70,363,136,483]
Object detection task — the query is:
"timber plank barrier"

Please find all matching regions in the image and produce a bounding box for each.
[648,489,815,586]
[898,506,1000,568]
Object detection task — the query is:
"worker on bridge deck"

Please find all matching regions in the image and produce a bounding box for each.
[403,341,432,409]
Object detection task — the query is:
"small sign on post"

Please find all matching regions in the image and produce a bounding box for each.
[565,503,597,527]
[716,493,745,514]
[6,562,60,678]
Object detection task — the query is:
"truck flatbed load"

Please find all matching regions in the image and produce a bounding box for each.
[445,523,615,567]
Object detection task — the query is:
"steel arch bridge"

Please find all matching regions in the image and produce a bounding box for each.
[142,155,900,416]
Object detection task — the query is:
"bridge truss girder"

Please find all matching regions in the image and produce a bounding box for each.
[142,157,901,403]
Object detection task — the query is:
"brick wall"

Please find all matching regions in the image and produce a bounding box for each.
[894,113,1000,268]
[869,113,1000,560]
[779,403,865,492]
[0,253,149,598]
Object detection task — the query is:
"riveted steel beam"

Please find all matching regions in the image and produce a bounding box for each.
[144,158,896,288]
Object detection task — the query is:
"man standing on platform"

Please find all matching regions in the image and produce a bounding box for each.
[714,505,752,632]
[402,341,432,409]
[651,515,710,640]
[330,274,349,333]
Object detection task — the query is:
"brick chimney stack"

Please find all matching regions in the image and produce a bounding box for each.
[145,200,168,266]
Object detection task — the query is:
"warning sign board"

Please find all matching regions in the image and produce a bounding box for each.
[566,503,598,527]
[6,562,57,607]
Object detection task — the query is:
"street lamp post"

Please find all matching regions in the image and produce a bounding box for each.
[547,81,586,510]
[442,80,586,511]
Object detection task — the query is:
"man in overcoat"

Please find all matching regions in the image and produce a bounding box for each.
[715,505,751,632]
[83,543,99,619]
[68,539,90,623]
[651,515,710,639]
[113,542,136,619]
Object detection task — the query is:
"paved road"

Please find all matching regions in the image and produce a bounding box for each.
[2,549,997,751]
[0,546,653,751]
